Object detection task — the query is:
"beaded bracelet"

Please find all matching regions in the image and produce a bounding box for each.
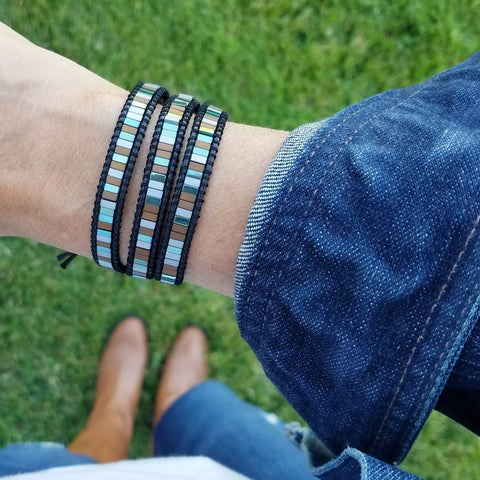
[126,93,200,279]
[154,102,228,285]
[91,83,168,272]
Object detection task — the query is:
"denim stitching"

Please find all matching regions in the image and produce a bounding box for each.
[371,213,480,453]
[242,93,405,314]
[412,273,479,417]
[250,84,426,353]
[246,90,415,316]
[244,110,362,310]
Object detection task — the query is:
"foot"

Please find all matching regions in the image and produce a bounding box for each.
[67,316,148,462]
[153,326,209,427]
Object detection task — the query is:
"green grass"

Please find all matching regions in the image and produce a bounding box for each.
[0,1,479,478]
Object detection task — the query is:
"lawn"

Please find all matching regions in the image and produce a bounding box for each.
[0,1,479,478]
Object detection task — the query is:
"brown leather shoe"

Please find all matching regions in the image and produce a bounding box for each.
[153,326,209,427]
[67,316,148,462]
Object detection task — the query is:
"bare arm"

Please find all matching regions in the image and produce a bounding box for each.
[0,23,288,296]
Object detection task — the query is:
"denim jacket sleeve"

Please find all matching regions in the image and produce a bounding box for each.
[235,51,480,479]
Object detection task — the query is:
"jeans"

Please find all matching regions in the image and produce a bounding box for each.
[154,381,318,480]
[0,443,95,476]
[236,51,480,479]
[0,381,316,479]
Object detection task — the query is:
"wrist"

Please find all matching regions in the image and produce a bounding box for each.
[0,25,289,296]
[184,122,289,295]
[0,77,127,256]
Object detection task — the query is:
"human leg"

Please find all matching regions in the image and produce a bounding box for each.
[153,327,316,480]
[0,316,148,476]
[67,316,148,462]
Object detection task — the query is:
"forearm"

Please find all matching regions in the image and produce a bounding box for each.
[0,23,288,296]
[185,123,288,293]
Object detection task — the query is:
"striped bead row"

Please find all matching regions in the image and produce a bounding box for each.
[91,83,228,286]
[156,103,228,285]
[92,83,167,272]
[127,93,199,279]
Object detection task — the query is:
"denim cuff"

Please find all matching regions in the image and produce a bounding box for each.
[236,119,326,291]
[235,51,480,465]
[312,448,421,480]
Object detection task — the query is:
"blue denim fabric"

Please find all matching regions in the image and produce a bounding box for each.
[236,51,480,479]
[154,381,317,480]
[0,381,318,479]
[313,448,419,480]
[436,315,480,434]
[0,442,95,476]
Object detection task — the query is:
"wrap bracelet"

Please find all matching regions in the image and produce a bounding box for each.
[86,83,229,287]
[126,93,200,279]
[91,83,168,272]
[154,102,228,285]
